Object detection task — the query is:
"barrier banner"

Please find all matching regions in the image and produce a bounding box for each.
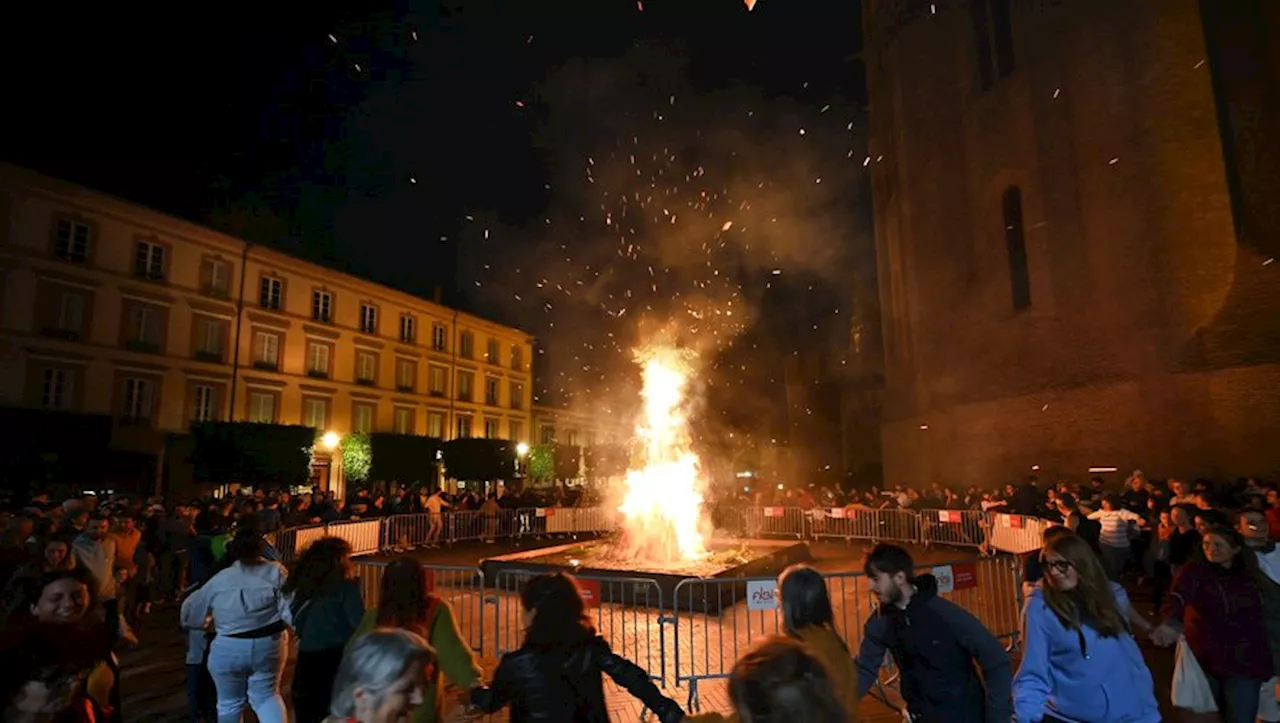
[764,507,784,518]
[952,563,977,590]
[422,566,436,592]
[932,563,978,593]
[575,578,601,607]
[1000,514,1025,528]
[831,507,846,518]
[938,510,962,523]
[747,579,778,610]
[535,508,547,518]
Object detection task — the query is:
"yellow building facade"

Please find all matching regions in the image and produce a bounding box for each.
[0,164,534,494]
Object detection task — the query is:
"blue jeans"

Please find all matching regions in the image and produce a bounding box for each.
[1206,673,1264,723]
[205,633,287,723]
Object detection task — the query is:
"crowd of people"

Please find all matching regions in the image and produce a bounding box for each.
[0,472,1277,722]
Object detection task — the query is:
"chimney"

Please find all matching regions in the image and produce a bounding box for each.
[433,286,443,304]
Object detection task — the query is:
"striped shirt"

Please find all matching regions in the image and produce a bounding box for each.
[1088,509,1143,548]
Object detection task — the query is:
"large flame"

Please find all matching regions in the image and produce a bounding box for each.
[617,345,709,563]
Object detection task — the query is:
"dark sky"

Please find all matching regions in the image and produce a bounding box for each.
[4,0,869,446]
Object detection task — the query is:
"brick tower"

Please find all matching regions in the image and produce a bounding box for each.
[864,0,1280,486]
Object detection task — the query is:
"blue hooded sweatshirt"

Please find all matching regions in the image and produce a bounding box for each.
[1013,587,1160,723]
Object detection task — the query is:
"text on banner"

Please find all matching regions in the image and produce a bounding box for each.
[747,579,778,611]
[763,507,784,518]
[830,507,846,519]
[575,578,601,608]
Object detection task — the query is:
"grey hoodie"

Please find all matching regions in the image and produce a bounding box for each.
[73,533,118,601]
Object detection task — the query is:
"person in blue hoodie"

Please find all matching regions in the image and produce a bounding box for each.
[855,543,1013,722]
[1014,532,1160,723]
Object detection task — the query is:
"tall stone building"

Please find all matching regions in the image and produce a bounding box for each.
[864,0,1280,486]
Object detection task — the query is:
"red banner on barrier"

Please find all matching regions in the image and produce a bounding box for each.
[952,563,977,590]
[764,507,784,518]
[546,508,556,517]
[1009,515,1024,528]
[575,578,601,608]
[938,510,962,523]
[830,507,846,518]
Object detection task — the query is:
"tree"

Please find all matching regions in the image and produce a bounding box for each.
[528,444,555,481]
[442,438,516,482]
[0,408,112,500]
[341,432,372,485]
[191,422,315,486]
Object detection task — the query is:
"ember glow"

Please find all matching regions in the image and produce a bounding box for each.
[616,344,709,563]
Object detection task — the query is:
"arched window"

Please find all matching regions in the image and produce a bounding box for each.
[1003,187,1031,311]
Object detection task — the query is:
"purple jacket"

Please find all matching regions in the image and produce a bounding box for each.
[1167,560,1274,679]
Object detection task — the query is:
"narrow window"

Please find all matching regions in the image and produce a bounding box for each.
[970,0,995,91]
[1004,187,1031,311]
[990,0,1016,79]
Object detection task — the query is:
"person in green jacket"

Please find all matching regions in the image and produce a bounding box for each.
[348,558,482,723]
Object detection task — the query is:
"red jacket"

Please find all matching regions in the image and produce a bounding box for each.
[1168,560,1274,679]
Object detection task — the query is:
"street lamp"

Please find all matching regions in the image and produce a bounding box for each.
[321,431,341,451]
[516,442,530,457]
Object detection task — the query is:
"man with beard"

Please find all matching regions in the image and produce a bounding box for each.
[854,544,1012,723]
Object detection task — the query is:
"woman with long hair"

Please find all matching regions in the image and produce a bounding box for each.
[1151,525,1279,723]
[347,558,481,723]
[180,525,290,723]
[1014,534,1160,722]
[469,572,685,723]
[324,628,435,723]
[686,565,858,722]
[284,536,365,723]
[727,636,848,723]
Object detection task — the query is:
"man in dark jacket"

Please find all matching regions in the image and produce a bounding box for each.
[855,544,1013,723]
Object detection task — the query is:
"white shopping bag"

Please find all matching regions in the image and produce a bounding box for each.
[1171,636,1218,713]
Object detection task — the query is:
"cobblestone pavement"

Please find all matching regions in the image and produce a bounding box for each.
[119,538,1176,722]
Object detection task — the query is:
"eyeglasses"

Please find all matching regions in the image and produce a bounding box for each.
[1044,559,1074,574]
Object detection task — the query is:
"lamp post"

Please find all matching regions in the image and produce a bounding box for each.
[515,442,529,478]
[320,431,342,497]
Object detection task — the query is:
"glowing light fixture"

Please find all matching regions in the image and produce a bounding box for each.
[516,442,530,457]
[321,431,341,450]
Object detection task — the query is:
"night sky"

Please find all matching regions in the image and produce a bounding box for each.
[4,0,870,468]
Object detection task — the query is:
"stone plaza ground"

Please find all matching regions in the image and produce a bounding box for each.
[119,538,1179,722]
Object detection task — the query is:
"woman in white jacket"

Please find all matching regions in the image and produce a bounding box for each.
[180,527,292,723]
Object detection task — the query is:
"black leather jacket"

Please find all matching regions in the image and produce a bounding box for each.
[470,634,684,723]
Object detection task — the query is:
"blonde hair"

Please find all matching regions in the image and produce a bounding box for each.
[328,628,435,718]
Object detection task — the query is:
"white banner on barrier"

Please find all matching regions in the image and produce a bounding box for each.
[932,565,955,594]
[830,507,846,518]
[747,579,778,610]
[535,508,547,518]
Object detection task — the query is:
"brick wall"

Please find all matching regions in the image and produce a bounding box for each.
[866,0,1280,486]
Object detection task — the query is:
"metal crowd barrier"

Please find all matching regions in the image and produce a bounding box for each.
[351,562,488,653]
[270,505,1049,563]
[667,556,1022,712]
[486,568,666,682]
